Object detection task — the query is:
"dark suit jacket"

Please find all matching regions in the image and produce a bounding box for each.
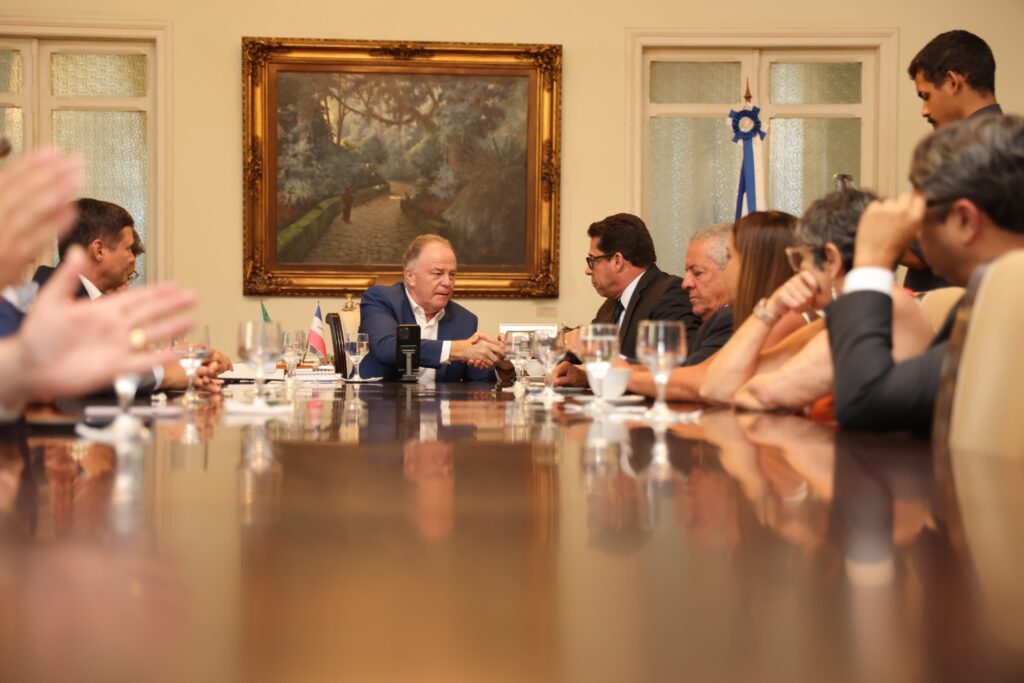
[358,283,495,383]
[683,306,733,367]
[827,290,959,434]
[0,266,84,339]
[592,266,701,360]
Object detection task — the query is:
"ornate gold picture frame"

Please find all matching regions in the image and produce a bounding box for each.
[242,37,561,297]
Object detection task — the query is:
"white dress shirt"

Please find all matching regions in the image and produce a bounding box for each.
[842,267,895,297]
[616,271,646,333]
[404,288,452,384]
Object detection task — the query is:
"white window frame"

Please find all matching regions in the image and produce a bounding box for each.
[0,16,172,281]
[626,28,898,218]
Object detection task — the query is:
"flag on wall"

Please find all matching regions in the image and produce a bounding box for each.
[260,300,272,323]
[307,302,328,359]
[729,81,767,220]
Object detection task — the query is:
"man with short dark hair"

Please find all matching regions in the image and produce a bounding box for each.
[359,233,504,383]
[828,115,1024,433]
[554,213,700,386]
[904,30,1003,291]
[908,30,1001,129]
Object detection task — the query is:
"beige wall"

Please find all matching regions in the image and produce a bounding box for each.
[5,1,1024,352]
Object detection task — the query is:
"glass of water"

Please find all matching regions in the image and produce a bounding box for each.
[580,323,619,413]
[173,325,211,406]
[531,329,565,403]
[344,332,369,380]
[281,330,307,380]
[238,321,283,403]
[503,331,533,387]
[635,320,686,423]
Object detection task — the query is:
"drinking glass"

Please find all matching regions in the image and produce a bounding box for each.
[238,321,283,403]
[281,330,307,380]
[173,325,211,406]
[531,329,565,403]
[580,323,619,413]
[112,371,143,435]
[344,332,369,380]
[635,320,686,422]
[503,331,533,387]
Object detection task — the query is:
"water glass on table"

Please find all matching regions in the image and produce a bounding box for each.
[503,331,533,387]
[531,329,565,403]
[635,320,686,423]
[173,325,211,406]
[238,321,283,403]
[281,330,307,380]
[344,332,369,380]
[580,323,619,413]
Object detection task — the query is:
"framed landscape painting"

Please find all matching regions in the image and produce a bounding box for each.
[242,37,561,297]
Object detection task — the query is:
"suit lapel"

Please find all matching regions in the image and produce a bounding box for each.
[618,267,658,345]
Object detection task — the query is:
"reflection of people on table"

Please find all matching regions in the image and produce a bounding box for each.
[359,234,504,383]
[403,439,455,541]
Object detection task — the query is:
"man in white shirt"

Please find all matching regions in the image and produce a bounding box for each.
[359,234,504,383]
[827,114,1024,433]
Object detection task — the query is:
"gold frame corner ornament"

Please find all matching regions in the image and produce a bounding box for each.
[242,37,561,298]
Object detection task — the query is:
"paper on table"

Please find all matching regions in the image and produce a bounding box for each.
[223,399,293,415]
[219,363,285,381]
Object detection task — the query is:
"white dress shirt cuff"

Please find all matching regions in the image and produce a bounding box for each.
[152,365,165,390]
[440,340,452,365]
[843,268,894,297]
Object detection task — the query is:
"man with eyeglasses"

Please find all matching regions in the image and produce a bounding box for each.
[554,213,700,386]
[828,114,1024,433]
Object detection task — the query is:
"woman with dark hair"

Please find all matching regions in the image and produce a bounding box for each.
[628,210,803,401]
[701,189,933,412]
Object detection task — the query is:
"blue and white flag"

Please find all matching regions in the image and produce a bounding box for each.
[729,104,767,220]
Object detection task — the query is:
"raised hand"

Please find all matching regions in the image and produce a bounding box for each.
[6,247,195,402]
[765,271,821,319]
[853,192,927,270]
[0,146,83,287]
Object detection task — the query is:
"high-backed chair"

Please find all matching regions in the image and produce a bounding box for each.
[326,295,362,377]
[919,286,966,332]
[933,249,1024,457]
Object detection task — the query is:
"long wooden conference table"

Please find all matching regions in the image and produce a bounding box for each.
[1,382,1022,682]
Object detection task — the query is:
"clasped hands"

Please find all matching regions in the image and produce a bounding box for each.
[451,332,505,369]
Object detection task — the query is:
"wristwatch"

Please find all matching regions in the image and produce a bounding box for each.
[752,298,779,326]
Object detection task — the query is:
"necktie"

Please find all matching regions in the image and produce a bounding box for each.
[612,299,625,325]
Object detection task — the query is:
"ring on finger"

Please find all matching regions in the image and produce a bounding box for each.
[129,327,147,351]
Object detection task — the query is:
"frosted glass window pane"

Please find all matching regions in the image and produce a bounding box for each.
[53,111,149,281]
[768,118,860,218]
[51,53,148,98]
[650,62,741,104]
[0,51,23,94]
[0,108,24,167]
[770,63,861,104]
[648,117,742,277]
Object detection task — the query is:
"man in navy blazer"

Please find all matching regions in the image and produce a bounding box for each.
[358,234,504,383]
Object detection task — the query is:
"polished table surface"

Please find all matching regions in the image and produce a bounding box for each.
[1,382,1022,682]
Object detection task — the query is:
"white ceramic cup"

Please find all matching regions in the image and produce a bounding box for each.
[586,366,631,399]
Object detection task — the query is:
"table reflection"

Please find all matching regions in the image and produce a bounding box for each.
[0,386,1019,682]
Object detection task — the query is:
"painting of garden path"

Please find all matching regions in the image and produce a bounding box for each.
[275,72,529,267]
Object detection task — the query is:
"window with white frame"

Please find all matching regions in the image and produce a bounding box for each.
[0,36,156,283]
[631,32,895,278]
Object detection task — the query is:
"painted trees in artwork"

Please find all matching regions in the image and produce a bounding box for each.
[276,72,528,265]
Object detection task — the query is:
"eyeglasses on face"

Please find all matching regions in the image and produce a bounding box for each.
[784,246,819,273]
[585,253,615,270]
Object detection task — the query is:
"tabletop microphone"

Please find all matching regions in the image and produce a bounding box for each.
[396,324,420,382]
